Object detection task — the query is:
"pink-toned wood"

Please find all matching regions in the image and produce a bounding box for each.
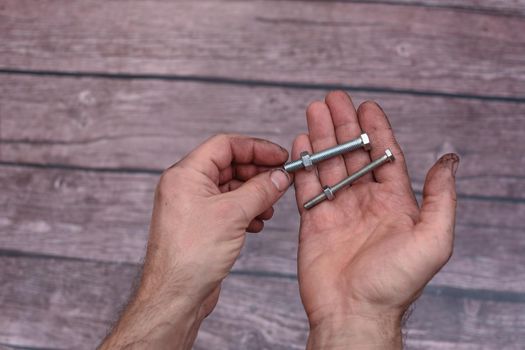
[381,0,525,15]
[1,1,524,349]
[1,165,525,293]
[1,1,524,96]
[1,75,524,199]
[0,256,524,349]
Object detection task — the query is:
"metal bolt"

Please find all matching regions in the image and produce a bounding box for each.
[303,149,395,210]
[284,133,371,173]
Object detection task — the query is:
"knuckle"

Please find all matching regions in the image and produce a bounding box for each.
[209,133,230,144]
[439,190,457,206]
[157,167,183,198]
[447,191,458,204]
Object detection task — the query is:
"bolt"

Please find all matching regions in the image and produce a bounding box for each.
[284,133,371,173]
[303,149,395,210]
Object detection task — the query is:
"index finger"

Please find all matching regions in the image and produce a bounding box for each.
[179,134,289,184]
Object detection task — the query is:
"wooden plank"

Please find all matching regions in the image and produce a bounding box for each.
[0,256,524,349]
[1,75,525,199]
[0,256,307,349]
[1,1,524,96]
[0,257,138,349]
[1,165,525,293]
[379,0,525,15]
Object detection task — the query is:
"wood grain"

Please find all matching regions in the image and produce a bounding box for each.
[0,256,524,350]
[1,75,524,200]
[375,0,525,15]
[1,1,524,96]
[0,257,138,350]
[1,0,523,348]
[1,165,525,293]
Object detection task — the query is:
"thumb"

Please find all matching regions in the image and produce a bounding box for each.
[229,168,291,221]
[417,153,459,246]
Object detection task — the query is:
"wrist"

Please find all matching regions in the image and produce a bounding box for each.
[306,313,403,350]
[100,285,203,350]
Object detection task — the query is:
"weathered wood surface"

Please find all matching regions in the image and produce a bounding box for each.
[1,0,524,348]
[1,1,525,97]
[2,75,525,199]
[379,0,525,15]
[2,164,525,294]
[0,256,524,350]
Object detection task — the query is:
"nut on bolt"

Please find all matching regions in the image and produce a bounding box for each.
[283,133,372,173]
[303,148,395,210]
[323,186,335,200]
[300,151,314,171]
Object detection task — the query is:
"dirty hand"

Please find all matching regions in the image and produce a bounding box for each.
[293,92,458,349]
[100,134,291,350]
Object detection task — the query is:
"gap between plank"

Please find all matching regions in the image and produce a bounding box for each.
[0,342,61,350]
[0,248,524,304]
[0,69,524,104]
[284,0,525,19]
[1,160,524,204]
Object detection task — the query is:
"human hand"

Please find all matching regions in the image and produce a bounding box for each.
[100,134,291,350]
[292,92,458,349]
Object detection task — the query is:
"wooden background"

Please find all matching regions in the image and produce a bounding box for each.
[1,1,525,349]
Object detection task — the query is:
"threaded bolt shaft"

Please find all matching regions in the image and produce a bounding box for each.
[303,149,395,210]
[284,133,370,172]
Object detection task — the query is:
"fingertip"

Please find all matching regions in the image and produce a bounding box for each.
[232,136,289,166]
[270,168,292,192]
[357,99,385,113]
[291,133,311,159]
[247,219,264,233]
[436,153,460,177]
[257,206,274,221]
[325,90,353,105]
[423,153,459,203]
[426,153,460,189]
[306,100,329,117]
[273,141,290,163]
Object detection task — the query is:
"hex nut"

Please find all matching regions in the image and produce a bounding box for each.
[300,151,314,171]
[385,148,395,161]
[361,133,371,151]
[323,185,335,200]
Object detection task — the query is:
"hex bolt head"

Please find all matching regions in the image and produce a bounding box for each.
[323,185,335,200]
[385,149,395,161]
[300,151,314,171]
[361,133,371,151]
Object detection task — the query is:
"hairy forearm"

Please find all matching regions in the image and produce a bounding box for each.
[306,314,403,350]
[99,289,202,350]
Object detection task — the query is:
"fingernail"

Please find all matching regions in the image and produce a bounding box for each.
[270,168,290,192]
[442,153,460,176]
[452,158,459,176]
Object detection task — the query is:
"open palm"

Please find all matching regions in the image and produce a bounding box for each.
[292,92,459,334]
